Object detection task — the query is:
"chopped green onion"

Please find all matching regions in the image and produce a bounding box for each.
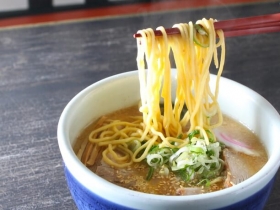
[174,168,187,181]
[144,129,222,184]
[206,150,215,157]
[146,166,155,181]
[147,154,163,167]
[172,147,179,153]
[177,134,183,139]
[190,146,204,154]
[195,24,208,36]
[149,145,159,153]
[168,139,222,182]
[197,179,211,187]
[193,24,209,48]
[188,130,200,140]
[206,130,215,143]
[158,148,173,157]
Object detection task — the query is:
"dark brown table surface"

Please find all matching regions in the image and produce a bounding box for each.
[1,1,280,209]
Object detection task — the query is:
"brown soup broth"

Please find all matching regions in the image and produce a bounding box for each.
[73,105,268,195]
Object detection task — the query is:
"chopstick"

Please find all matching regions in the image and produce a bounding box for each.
[133,13,280,38]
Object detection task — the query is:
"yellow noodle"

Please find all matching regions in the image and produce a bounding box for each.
[98,137,140,146]
[102,144,133,168]
[86,18,225,168]
[132,135,158,162]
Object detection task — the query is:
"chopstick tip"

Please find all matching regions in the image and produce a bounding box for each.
[133,33,141,38]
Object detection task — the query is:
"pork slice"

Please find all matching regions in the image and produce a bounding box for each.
[223,148,255,187]
[95,165,116,182]
[95,162,136,188]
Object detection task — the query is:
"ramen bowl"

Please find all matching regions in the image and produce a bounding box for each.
[57,70,280,210]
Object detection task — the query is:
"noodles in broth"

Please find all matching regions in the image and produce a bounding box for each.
[88,18,224,166]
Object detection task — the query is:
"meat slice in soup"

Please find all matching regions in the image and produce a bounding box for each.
[176,187,204,195]
[223,148,253,187]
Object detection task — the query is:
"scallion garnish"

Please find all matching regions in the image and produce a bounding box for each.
[206,130,215,143]
[188,130,200,140]
[145,130,223,185]
[146,166,155,181]
[193,24,209,48]
[177,134,183,139]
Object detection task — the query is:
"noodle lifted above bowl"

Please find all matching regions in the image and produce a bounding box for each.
[75,19,266,194]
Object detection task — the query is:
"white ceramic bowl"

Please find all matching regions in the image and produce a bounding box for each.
[58,70,280,210]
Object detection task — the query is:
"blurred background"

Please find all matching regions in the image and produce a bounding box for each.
[1,0,154,18]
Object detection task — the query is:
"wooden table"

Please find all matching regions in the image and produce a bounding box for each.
[0,1,279,209]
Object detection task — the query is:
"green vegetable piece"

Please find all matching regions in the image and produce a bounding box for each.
[172,147,179,153]
[188,130,200,140]
[206,150,215,157]
[190,146,204,153]
[197,179,211,187]
[146,166,155,181]
[149,145,159,153]
[193,24,209,48]
[174,166,196,182]
[206,130,215,142]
